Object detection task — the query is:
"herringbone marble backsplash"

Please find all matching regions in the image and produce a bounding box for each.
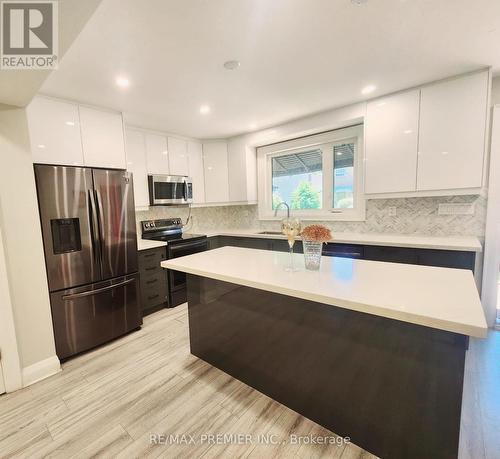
[137,195,487,239]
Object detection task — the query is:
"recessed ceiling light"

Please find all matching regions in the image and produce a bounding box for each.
[65,121,75,126]
[115,76,130,88]
[403,129,413,134]
[199,105,211,115]
[223,60,241,70]
[37,144,46,149]
[361,84,376,95]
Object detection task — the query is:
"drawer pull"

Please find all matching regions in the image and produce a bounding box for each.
[145,266,157,271]
[143,252,156,258]
[148,294,160,300]
[146,278,158,285]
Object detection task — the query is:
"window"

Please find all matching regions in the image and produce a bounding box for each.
[258,125,365,221]
[271,149,323,210]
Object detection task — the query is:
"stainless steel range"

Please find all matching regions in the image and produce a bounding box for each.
[35,165,142,360]
[141,219,208,307]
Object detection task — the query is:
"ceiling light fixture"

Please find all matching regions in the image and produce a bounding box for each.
[361,84,376,95]
[65,121,75,126]
[115,76,130,88]
[199,105,211,115]
[37,144,46,149]
[224,60,241,70]
[403,129,413,134]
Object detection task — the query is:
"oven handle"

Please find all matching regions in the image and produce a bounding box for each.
[168,239,208,257]
[62,278,135,300]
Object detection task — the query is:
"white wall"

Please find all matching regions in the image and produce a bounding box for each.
[491,76,500,105]
[0,104,60,385]
[0,219,22,392]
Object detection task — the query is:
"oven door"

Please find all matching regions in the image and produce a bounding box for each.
[148,175,192,205]
[167,238,208,306]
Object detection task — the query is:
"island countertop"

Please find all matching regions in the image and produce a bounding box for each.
[161,246,488,338]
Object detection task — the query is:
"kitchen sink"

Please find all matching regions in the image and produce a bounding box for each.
[258,231,283,235]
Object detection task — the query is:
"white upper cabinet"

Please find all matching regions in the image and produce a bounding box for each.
[27,96,84,166]
[125,129,149,208]
[365,90,420,194]
[417,71,488,191]
[187,141,205,204]
[227,137,257,202]
[167,137,189,176]
[79,106,126,169]
[145,133,169,175]
[203,141,229,203]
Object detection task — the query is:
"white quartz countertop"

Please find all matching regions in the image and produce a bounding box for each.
[200,229,482,252]
[161,246,487,338]
[138,230,482,252]
[137,238,168,251]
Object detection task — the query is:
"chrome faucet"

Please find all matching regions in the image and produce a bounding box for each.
[274,201,290,219]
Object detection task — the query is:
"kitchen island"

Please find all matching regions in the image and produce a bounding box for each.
[161,246,487,459]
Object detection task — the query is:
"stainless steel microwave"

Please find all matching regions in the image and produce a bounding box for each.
[148,175,193,205]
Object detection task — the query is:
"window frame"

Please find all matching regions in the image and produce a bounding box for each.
[257,125,365,221]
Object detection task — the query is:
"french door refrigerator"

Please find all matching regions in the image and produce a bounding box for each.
[35,165,142,360]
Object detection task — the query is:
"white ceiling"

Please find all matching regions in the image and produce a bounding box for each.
[41,0,500,139]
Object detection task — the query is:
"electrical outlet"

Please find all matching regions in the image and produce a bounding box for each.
[388,207,397,217]
[438,203,475,216]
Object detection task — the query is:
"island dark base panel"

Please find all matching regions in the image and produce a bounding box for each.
[186,274,467,459]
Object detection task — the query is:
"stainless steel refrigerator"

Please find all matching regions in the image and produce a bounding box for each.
[35,165,142,360]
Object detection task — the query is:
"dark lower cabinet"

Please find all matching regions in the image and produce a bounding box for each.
[323,243,364,259]
[138,247,168,316]
[417,248,476,271]
[363,245,418,265]
[208,236,476,273]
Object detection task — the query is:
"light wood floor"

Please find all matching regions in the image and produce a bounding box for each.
[0,305,498,459]
[0,305,376,458]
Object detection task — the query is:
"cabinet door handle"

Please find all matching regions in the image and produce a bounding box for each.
[143,253,156,258]
[145,266,157,271]
[146,278,158,285]
[148,294,160,300]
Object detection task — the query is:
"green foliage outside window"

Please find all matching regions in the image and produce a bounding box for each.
[290,181,321,210]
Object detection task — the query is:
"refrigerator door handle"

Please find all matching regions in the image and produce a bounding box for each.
[88,190,100,264]
[62,278,135,300]
[94,189,105,261]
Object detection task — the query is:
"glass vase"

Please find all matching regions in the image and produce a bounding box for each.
[303,241,323,271]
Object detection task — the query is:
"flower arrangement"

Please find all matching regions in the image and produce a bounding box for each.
[301,224,332,243]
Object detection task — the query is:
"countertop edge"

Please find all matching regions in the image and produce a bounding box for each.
[160,258,487,339]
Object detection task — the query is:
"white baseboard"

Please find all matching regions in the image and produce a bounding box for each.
[22,355,61,387]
